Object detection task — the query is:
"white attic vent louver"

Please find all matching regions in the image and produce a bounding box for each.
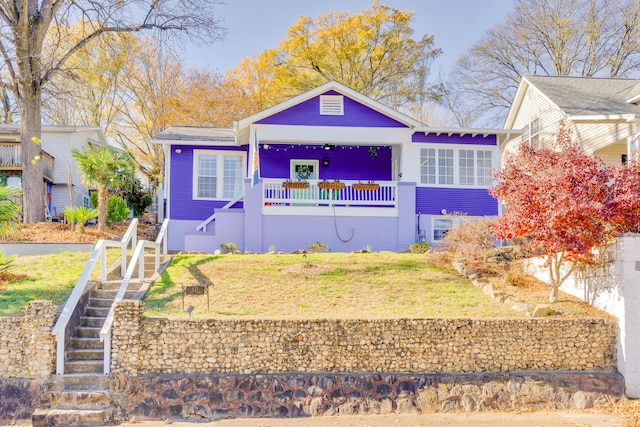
[320,95,344,115]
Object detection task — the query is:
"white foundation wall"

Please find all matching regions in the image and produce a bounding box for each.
[522,234,640,397]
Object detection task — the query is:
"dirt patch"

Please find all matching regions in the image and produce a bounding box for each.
[280,262,335,276]
[1,222,128,244]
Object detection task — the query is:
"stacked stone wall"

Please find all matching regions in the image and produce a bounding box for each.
[0,300,56,379]
[109,371,625,421]
[111,301,617,376]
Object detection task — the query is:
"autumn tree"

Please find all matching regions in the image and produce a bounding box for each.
[0,1,224,223]
[227,1,441,112]
[43,25,137,130]
[444,0,640,126]
[490,124,640,302]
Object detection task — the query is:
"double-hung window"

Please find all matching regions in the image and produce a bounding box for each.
[421,147,493,187]
[193,150,245,200]
[421,148,453,185]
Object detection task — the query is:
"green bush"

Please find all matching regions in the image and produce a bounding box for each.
[106,196,130,225]
[123,182,154,217]
[308,242,330,253]
[408,241,429,253]
[220,242,238,254]
[0,250,15,271]
[64,206,99,234]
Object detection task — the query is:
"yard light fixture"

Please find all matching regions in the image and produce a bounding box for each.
[323,144,335,151]
[323,156,329,167]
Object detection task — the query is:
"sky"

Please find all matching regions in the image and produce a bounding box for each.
[181,0,516,76]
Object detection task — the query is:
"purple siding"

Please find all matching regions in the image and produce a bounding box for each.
[257,90,408,128]
[416,187,498,216]
[412,132,497,146]
[169,144,247,221]
[260,144,392,180]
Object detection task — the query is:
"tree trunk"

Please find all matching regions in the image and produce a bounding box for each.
[549,286,559,303]
[98,185,108,232]
[19,93,45,223]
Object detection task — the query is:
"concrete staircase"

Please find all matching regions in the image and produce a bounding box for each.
[33,255,160,426]
[64,281,142,375]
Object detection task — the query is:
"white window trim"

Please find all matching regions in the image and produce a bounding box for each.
[418,144,497,189]
[431,215,482,242]
[192,149,246,201]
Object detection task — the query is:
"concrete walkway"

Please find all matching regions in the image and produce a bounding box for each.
[0,242,93,256]
[114,411,624,427]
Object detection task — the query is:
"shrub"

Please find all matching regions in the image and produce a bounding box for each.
[0,250,15,272]
[220,242,238,254]
[106,196,130,225]
[308,242,330,253]
[408,242,429,253]
[438,218,497,266]
[64,206,99,234]
[123,182,154,217]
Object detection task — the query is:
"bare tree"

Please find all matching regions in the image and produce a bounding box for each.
[443,0,640,126]
[0,0,225,223]
[114,36,182,197]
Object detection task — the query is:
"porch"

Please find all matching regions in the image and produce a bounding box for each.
[0,143,55,182]
[262,178,398,217]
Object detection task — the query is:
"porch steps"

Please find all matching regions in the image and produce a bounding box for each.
[32,375,112,427]
[63,280,143,375]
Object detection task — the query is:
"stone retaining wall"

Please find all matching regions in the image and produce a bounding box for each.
[109,371,625,421]
[111,300,618,376]
[0,300,56,379]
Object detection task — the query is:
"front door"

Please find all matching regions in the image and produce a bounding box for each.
[290,160,318,204]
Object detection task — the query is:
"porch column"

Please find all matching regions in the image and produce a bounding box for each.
[397,182,416,252]
[244,178,264,252]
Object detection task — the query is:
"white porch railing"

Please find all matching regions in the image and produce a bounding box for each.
[195,194,244,232]
[100,218,169,374]
[262,179,397,208]
[52,218,139,375]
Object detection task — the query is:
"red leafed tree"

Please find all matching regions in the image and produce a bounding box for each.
[491,123,640,302]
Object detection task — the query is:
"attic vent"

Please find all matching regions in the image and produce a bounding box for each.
[320,95,344,115]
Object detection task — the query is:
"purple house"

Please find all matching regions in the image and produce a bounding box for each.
[153,82,518,253]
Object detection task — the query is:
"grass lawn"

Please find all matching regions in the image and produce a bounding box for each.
[0,249,121,316]
[144,252,520,319]
[0,250,607,320]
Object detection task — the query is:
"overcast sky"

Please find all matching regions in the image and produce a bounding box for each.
[181,0,515,76]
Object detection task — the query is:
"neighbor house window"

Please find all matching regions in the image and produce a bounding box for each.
[83,195,91,209]
[521,118,540,149]
[421,147,493,187]
[193,150,245,200]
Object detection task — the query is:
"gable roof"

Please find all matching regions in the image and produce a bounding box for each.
[505,75,640,128]
[234,81,425,145]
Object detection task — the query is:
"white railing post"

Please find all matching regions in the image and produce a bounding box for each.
[100,244,107,282]
[103,329,111,375]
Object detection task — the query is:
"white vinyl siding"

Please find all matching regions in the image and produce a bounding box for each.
[193,150,245,200]
[420,147,494,187]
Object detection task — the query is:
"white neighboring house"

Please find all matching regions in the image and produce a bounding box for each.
[504,75,640,164]
[0,124,107,218]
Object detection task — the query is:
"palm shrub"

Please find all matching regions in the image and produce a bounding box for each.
[0,184,21,239]
[64,206,99,234]
[72,145,135,231]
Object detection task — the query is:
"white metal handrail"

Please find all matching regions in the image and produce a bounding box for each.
[195,194,244,232]
[52,219,138,375]
[263,179,397,208]
[100,218,170,374]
